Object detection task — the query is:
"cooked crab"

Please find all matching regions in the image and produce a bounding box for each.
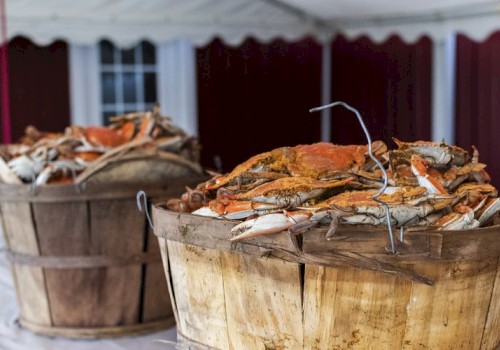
[230,186,455,241]
[234,176,355,206]
[204,141,387,192]
[393,144,491,192]
[0,108,196,185]
[392,137,469,167]
[192,176,355,220]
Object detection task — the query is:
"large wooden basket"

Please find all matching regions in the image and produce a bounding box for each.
[153,205,500,350]
[0,157,207,339]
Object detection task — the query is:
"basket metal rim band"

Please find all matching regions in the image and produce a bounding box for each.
[5,250,162,269]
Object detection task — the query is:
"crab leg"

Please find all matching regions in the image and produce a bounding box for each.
[192,199,283,220]
[230,211,312,241]
[234,176,354,207]
[477,197,500,225]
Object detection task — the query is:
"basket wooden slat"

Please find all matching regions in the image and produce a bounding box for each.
[2,201,52,326]
[142,225,172,323]
[153,206,500,350]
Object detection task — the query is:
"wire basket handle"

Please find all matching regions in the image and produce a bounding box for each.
[136,190,154,230]
[309,101,396,254]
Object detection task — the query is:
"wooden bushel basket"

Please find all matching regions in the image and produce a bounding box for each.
[0,156,207,339]
[153,205,500,350]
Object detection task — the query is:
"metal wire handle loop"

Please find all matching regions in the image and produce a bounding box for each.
[309,101,396,254]
[28,172,37,196]
[136,190,154,230]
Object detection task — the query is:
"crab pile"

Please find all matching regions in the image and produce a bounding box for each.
[167,139,500,241]
[0,106,199,186]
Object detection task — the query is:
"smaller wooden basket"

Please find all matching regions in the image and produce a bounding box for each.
[0,156,207,339]
[153,205,500,350]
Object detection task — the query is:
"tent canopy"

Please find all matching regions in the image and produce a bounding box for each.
[6,0,500,46]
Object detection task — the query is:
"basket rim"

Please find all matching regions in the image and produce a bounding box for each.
[152,206,500,285]
[0,176,206,203]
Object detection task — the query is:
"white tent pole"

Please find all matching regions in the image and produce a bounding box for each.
[431,33,456,143]
[321,40,332,142]
[69,43,101,126]
[158,38,198,136]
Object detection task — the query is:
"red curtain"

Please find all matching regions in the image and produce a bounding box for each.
[329,35,432,148]
[196,35,432,172]
[0,41,7,143]
[455,32,500,187]
[196,37,322,172]
[3,36,70,143]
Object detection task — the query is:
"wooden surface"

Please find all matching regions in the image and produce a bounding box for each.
[153,207,500,284]
[154,207,500,350]
[303,261,498,349]
[142,225,172,322]
[221,252,303,349]
[168,240,230,349]
[480,256,500,350]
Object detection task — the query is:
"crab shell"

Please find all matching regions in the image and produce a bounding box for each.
[318,187,452,227]
[392,137,469,166]
[230,186,453,241]
[234,176,355,207]
[434,211,480,231]
[204,151,278,191]
[85,126,130,148]
[477,198,500,225]
[205,141,387,191]
[283,143,368,178]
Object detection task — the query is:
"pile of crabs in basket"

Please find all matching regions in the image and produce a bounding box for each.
[168,139,500,241]
[0,107,199,186]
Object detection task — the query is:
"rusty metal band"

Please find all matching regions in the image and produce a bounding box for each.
[4,250,162,269]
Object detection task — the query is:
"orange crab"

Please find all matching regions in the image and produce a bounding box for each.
[390,138,473,189]
[229,186,455,241]
[204,141,387,191]
[192,176,355,220]
[392,137,469,166]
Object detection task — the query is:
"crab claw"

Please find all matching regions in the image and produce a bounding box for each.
[436,210,480,230]
[191,199,283,220]
[230,211,311,241]
[477,197,500,226]
[410,155,448,194]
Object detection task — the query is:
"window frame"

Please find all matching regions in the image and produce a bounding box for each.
[98,40,159,123]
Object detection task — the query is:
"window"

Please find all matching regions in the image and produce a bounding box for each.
[98,40,158,124]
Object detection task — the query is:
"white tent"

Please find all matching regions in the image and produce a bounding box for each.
[6,0,500,45]
[10,0,500,148]
[5,0,500,144]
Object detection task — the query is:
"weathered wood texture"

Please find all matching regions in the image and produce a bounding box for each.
[0,174,206,338]
[154,207,500,350]
[167,240,303,349]
[142,225,172,323]
[0,202,52,326]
